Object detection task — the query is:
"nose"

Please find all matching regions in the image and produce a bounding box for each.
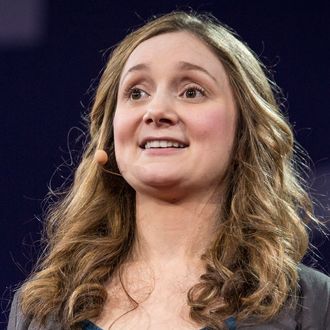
[143,93,179,127]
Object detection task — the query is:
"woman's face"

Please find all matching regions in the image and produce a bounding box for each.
[114,31,237,200]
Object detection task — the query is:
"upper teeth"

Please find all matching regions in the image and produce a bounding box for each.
[144,140,185,149]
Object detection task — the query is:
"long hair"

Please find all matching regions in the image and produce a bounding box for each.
[19,11,315,329]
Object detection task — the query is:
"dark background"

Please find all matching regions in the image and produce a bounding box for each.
[1,1,329,326]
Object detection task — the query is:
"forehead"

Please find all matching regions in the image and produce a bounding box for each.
[120,31,227,80]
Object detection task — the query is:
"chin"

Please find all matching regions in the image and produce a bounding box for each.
[128,166,184,187]
[138,175,183,189]
[125,173,186,198]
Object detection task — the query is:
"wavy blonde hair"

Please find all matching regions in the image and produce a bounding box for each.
[20,11,315,329]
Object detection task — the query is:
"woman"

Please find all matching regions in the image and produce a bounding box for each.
[8,11,330,330]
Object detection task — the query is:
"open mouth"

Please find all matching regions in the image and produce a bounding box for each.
[140,139,188,149]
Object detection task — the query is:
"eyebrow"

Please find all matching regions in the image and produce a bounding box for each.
[120,61,218,84]
[120,63,150,85]
[176,61,217,83]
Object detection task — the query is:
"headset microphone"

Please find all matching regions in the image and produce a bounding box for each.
[94,149,122,177]
[94,149,109,165]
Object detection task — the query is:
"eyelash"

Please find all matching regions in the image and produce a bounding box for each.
[181,85,206,98]
[123,87,148,101]
[122,84,206,101]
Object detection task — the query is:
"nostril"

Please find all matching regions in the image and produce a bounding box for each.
[158,118,174,125]
[143,108,178,126]
[144,116,175,126]
[145,118,154,124]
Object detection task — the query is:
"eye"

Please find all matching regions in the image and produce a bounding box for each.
[127,87,149,101]
[181,86,206,99]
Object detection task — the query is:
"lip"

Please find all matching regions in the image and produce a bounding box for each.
[142,147,186,156]
[139,136,189,149]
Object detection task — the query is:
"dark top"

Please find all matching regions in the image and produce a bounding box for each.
[7,264,330,329]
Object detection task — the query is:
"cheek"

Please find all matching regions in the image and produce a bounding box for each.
[113,110,141,169]
[113,113,124,147]
[113,110,135,146]
[195,108,236,148]
[113,112,131,169]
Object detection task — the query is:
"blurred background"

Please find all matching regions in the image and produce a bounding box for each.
[1,0,329,326]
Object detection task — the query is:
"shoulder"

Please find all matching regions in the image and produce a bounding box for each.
[298,263,330,285]
[239,264,330,329]
[7,289,63,330]
[298,263,330,299]
[8,289,31,330]
[297,263,330,329]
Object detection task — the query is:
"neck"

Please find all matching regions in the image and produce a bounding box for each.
[131,191,221,271]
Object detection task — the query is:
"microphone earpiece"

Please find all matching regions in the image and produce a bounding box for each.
[94,149,122,177]
[94,149,109,165]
